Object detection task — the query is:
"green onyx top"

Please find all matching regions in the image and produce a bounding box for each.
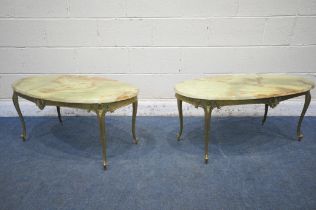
[12,75,138,104]
[175,74,314,100]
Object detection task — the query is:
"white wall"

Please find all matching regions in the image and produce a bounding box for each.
[0,0,315,116]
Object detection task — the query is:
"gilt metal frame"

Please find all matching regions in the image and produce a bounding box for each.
[12,91,138,170]
[176,91,312,164]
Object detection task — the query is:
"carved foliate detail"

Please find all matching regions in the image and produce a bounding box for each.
[268,97,279,108]
[36,99,46,110]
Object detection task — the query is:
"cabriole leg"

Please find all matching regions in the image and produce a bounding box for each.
[262,104,269,125]
[132,100,138,144]
[204,106,213,164]
[297,91,311,141]
[12,92,26,141]
[96,109,108,170]
[57,106,63,124]
[176,99,183,140]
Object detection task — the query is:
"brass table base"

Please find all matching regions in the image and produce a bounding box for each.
[12,91,138,170]
[176,91,312,164]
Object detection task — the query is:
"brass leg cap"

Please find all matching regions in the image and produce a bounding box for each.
[133,139,139,144]
[21,135,26,142]
[103,161,108,170]
[297,133,303,141]
[176,134,181,141]
[204,154,209,164]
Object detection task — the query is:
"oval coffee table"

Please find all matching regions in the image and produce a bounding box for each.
[175,74,314,164]
[12,75,139,170]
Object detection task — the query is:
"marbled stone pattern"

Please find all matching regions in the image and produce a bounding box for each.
[175,74,315,100]
[12,75,138,104]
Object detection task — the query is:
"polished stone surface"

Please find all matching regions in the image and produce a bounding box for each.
[13,75,138,103]
[175,74,314,100]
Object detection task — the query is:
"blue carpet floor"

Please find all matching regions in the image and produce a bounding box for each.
[0,116,315,210]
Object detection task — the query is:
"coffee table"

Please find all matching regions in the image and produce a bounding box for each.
[12,75,139,170]
[175,74,314,164]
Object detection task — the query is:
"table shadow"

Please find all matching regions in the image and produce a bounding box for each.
[25,116,155,162]
[167,117,297,158]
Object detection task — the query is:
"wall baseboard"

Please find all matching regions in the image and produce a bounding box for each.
[0,99,315,117]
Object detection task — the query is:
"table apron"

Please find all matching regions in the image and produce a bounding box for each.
[175,91,309,109]
[14,91,138,113]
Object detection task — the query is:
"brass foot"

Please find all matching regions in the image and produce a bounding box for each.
[21,134,26,142]
[204,154,209,164]
[297,133,303,141]
[176,133,181,141]
[133,138,139,144]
